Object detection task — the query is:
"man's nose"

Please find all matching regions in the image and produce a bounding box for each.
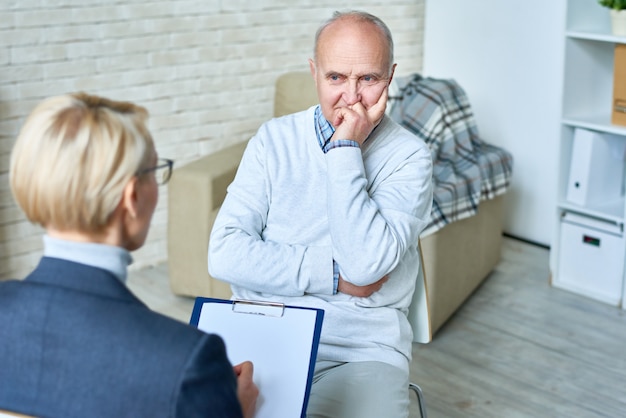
[342,79,361,105]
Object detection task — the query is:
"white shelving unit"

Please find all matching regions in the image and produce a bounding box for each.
[551,0,626,307]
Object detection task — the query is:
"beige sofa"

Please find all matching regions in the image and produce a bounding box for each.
[167,72,504,341]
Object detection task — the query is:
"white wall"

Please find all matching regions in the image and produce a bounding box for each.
[423,0,566,246]
[0,1,425,279]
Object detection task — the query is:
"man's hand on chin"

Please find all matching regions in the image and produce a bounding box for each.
[331,87,389,146]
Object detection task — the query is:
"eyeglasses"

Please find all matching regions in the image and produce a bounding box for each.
[137,158,174,185]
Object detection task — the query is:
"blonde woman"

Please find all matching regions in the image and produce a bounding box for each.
[0,93,257,418]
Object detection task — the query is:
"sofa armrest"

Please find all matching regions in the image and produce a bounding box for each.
[167,141,247,298]
[416,195,504,337]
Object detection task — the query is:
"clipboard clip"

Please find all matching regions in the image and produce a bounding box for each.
[232,299,285,317]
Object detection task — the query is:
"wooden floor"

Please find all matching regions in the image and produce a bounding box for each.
[127,237,626,418]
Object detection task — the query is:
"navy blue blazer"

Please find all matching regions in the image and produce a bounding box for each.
[0,257,243,418]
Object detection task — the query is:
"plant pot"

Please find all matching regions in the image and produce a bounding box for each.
[610,9,626,36]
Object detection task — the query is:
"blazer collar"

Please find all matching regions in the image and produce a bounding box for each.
[26,257,144,305]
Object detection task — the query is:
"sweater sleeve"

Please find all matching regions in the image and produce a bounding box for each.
[175,333,243,418]
[325,129,433,286]
[208,129,334,296]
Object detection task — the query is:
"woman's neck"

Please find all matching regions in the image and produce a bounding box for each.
[46,226,120,247]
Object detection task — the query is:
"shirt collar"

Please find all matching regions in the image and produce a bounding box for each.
[43,235,133,283]
[313,105,383,149]
[314,105,335,150]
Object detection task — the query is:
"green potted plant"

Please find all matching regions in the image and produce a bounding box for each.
[599,0,626,35]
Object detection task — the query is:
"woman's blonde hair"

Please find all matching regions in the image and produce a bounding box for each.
[10,92,155,233]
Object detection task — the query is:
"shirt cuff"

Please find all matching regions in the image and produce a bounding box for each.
[332,260,339,294]
[323,139,360,154]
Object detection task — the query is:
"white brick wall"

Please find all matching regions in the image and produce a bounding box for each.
[0,1,425,279]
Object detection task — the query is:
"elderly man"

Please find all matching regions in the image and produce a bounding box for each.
[209,10,433,418]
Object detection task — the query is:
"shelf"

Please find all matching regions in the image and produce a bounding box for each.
[557,199,625,226]
[562,117,626,136]
[555,0,626,308]
[567,30,626,44]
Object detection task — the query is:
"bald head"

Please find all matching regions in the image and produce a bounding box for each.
[313,11,395,75]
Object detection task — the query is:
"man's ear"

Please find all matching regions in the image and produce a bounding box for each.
[308,59,317,86]
[388,63,397,86]
[121,177,139,219]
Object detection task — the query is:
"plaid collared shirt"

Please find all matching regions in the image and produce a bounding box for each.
[314,105,360,153]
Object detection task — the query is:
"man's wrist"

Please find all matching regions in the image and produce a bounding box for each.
[323,139,360,154]
[332,260,340,294]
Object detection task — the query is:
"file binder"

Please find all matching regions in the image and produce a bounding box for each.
[566,127,624,206]
[190,298,324,418]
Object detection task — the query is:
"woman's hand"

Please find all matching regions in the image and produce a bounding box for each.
[233,361,259,418]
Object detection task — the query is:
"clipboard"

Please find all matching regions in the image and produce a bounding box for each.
[190,298,324,418]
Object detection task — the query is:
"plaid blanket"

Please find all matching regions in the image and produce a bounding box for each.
[388,74,513,237]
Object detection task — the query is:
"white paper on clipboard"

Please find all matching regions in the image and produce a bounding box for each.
[190,298,324,418]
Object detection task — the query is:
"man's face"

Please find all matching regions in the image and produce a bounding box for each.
[309,19,395,127]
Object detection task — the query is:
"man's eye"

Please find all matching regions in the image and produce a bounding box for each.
[362,75,377,83]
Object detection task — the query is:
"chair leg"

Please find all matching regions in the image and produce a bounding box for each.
[409,382,427,418]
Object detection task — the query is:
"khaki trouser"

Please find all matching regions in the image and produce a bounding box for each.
[306,360,410,418]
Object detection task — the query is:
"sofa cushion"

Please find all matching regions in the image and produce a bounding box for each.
[274,72,318,117]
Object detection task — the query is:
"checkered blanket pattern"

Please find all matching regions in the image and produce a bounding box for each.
[388,73,513,236]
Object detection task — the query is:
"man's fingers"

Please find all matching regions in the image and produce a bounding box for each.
[367,86,388,123]
[331,85,389,143]
[332,107,348,127]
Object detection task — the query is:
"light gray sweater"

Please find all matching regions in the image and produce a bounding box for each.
[209,106,433,371]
